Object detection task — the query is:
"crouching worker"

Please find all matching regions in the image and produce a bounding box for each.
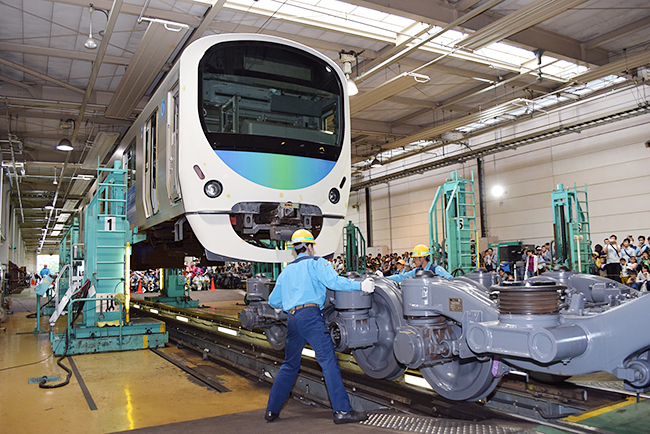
[265,229,374,424]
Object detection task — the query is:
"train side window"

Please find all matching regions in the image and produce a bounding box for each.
[124,141,135,190]
[167,85,182,204]
[144,109,159,217]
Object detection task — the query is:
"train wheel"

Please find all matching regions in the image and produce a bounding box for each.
[352,281,406,380]
[265,325,286,351]
[419,357,500,401]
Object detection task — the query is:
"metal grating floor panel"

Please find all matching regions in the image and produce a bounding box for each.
[361,413,535,434]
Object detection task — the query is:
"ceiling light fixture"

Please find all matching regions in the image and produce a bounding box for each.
[84,5,98,49]
[56,139,74,151]
[339,50,359,96]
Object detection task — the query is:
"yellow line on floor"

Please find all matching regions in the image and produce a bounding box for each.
[564,396,639,422]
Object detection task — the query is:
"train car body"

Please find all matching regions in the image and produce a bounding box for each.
[115,34,351,268]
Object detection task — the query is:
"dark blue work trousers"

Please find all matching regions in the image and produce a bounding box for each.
[266,306,353,414]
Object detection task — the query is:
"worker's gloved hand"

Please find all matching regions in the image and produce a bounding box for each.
[361,278,375,294]
[274,308,283,314]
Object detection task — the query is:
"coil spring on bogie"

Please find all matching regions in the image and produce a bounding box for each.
[496,281,563,315]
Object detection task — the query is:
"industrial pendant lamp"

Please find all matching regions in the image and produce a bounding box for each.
[56,138,74,151]
[339,50,359,96]
[84,5,98,49]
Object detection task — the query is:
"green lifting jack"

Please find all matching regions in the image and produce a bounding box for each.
[429,170,477,275]
[49,161,168,356]
[552,183,592,274]
[343,221,366,273]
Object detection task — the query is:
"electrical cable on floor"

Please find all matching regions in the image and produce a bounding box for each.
[39,333,72,389]
[0,351,53,371]
[39,281,89,390]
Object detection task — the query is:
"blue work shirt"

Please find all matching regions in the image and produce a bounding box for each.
[39,267,51,277]
[268,253,361,312]
[387,261,452,283]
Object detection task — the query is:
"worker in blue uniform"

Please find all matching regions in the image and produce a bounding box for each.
[265,229,374,424]
[39,264,51,278]
[387,244,452,284]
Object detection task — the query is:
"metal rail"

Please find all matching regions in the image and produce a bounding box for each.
[131,298,636,431]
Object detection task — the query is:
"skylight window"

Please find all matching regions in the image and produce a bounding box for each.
[314,0,356,14]
[223,0,591,87]
[225,0,414,42]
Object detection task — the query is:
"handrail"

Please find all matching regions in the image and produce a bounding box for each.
[428,185,444,264]
[66,297,124,345]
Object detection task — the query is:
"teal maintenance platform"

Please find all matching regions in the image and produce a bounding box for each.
[51,317,167,356]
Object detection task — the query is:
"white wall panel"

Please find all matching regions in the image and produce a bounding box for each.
[346,85,650,256]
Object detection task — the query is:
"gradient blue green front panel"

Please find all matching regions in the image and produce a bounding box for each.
[216,150,336,190]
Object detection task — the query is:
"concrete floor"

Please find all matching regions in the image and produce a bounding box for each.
[0,287,379,434]
[5,285,645,434]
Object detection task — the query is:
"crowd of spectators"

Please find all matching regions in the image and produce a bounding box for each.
[130,261,253,292]
[592,234,649,290]
[327,251,428,277]
[329,233,649,292]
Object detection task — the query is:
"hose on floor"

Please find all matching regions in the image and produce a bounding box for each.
[39,280,90,389]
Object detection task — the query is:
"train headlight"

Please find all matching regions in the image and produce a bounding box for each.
[328,188,340,204]
[204,180,223,198]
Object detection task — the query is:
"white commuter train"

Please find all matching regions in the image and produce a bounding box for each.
[113,34,351,268]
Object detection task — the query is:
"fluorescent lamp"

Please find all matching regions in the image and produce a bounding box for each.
[301,348,316,358]
[217,326,238,336]
[132,304,140,309]
[176,315,189,322]
[404,374,433,390]
[149,308,159,314]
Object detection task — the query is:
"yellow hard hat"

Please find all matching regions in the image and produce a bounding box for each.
[291,229,316,246]
[411,244,430,258]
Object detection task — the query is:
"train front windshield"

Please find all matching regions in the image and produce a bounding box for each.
[199,41,344,161]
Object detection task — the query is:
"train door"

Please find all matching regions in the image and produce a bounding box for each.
[166,84,182,204]
[143,109,159,217]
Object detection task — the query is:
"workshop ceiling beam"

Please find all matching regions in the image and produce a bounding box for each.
[0,109,131,126]
[0,42,131,66]
[52,0,200,27]
[0,58,85,94]
[356,0,609,66]
[207,19,379,60]
[583,15,650,50]
[456,0,590,51]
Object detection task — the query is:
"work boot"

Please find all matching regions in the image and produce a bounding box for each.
[333,410,368,424]
[265,411,279,422]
